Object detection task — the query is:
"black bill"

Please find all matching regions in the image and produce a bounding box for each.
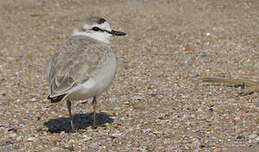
[108,30,126,36]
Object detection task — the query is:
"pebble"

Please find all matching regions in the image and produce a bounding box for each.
[7,57,15,61]
[143,128,152,133]
[195,129,202,134]
[82,135,92,141]
[31,98,37,102]
[111,132,122,137]
[139,146,149,151]
[27,137,35,142]
[16,136,22,141]
[63,144,74,151]
[249,134,257,139]
[61,135,68,140]
[150,93,157,97]
[10,133,17,137]
[88,142,102,148]
[76,105,81,109]
[14,145,20,149]
[216,74,225,78]
[1,141,13,147]
[131,96,142,100]
[153,131,162,135]
[51,147,61,151]
[236,135,245,140]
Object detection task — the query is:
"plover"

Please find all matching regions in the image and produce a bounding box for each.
[46,17,126,131]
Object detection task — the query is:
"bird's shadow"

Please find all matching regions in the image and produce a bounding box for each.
[43,112,113,133]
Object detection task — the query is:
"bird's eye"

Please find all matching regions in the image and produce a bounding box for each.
[92,27,101,31]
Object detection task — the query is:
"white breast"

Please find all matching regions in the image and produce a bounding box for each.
[91,53,117,95]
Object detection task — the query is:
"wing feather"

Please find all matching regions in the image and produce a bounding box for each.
[47,36,110,98]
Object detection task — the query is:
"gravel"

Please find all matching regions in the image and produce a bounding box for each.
[0,0,258,151]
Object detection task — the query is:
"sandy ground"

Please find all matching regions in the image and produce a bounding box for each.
[0,0,258,151]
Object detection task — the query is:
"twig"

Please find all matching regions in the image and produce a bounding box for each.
[201,77,259,96]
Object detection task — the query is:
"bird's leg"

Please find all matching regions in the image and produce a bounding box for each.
[92,96,97,129]
[66,100,75,132]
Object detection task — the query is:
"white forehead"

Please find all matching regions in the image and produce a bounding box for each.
[83,21,111,31]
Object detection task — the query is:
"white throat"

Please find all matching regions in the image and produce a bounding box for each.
[72,29,111,44]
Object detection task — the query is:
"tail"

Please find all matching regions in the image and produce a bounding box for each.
[47,94,66,103]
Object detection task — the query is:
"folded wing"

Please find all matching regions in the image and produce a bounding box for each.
[46,36,110,102]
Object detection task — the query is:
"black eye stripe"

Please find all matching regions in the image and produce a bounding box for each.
[92,27,102,32]
[91,26,113,34]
